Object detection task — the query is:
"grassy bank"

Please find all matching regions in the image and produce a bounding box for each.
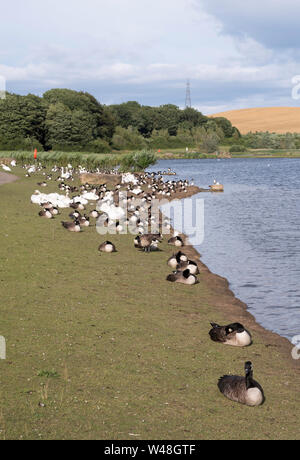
[0,169,300,440]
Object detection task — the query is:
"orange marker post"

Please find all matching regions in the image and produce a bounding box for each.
[34,148,37,160]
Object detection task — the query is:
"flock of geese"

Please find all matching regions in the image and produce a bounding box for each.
[25,162,265,407]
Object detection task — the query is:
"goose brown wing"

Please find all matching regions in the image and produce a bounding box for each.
[209,326,227,343]
[218,375,247,403]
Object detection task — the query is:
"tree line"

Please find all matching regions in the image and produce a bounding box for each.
[0,88,240,152]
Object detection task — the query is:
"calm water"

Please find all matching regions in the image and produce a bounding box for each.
[148,158,300,341]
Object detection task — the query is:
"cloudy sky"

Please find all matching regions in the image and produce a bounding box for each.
[0,0,299,113]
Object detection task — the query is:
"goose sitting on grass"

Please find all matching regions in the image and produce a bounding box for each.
[209,322,252,347]
[168,235,184,247]
[98,241,117,253]
[39,209,53,219]
[177,259,200,275]
[166,269,198,285]
[50,207,59,216]
[167,251,189,269]
[218,361,264,406]
[61,220,81,232]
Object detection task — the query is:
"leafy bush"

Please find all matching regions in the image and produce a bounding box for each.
[199,131,220,153]
[119,150,157,172]
[86,139,111,153]
[112,126,146,150]
[229,144,247,153]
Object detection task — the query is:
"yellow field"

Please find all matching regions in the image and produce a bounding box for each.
[211,107,300,134]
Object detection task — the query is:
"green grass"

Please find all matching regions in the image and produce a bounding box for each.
[2,147,300,162]
[0,169,300,439]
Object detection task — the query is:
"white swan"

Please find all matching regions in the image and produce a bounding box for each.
[1,164,11,172]
[31,191,72,208]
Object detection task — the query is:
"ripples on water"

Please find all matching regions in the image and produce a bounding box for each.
[148,158,300,341]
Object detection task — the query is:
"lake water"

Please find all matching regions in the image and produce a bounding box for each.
[147,158,300,341]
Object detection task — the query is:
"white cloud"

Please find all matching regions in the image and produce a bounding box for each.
[0,0,299,111]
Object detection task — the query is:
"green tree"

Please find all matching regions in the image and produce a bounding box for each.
[0,93,46,149]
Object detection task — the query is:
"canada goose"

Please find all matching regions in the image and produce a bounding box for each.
[50,207,59,216]
[61,220,81,232]
[167,251,188,269]
[218,361,264,406]
[177,260,200,275]
[134,234,162,252]
[79,215,90,227]
[69,210,81,219]
[166,269,198,285]
[89,210,99,219]
[40,202,53,210]
[209,322,252,347]
[168,235,184,247]
[98,241,117,253]
[39,209,53,219]
[70,202,85,211]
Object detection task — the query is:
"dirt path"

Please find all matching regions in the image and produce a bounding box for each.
[0,171,19,185]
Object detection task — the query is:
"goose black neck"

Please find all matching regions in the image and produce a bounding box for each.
[245,369,255,389]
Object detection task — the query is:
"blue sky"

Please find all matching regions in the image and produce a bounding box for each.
[0,0,299,113]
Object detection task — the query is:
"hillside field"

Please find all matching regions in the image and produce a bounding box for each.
[211,107,300,134]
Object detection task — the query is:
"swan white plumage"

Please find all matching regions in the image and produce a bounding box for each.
[31,191,72,208]
[71,196,89,206]
[99,202,125,220]
[122,173,138,185]
[81,190,99,201]
[1,164,11,172]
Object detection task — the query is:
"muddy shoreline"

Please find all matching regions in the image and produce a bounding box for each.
[0,171,19,186]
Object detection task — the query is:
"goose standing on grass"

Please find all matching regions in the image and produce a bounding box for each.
[89,210,100,219]
[134,234,162,252]
[50,207,59,216]
[166,269,198,285]
[98,241,117,253]
[218,361,264,406]
[209,322,252,347]
[70,202,85,211]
